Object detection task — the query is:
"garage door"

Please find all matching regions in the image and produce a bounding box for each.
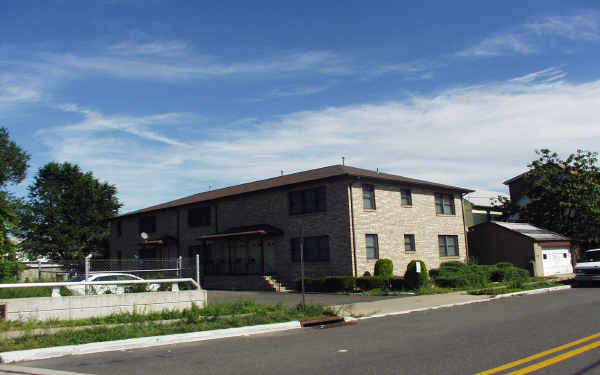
[541,248,573,276]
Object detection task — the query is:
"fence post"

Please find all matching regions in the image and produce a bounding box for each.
[195,254,201,289]
[177,256,183,278]
[84,253,93,296]
[37,259,42,280]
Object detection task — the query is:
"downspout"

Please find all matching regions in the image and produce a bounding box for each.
[349,181,358,278]
[176,208,181,258]
[460,194,469,262]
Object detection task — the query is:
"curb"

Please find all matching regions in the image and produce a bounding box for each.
[0,321,302,364]
[344,285,572,321]
[0,285,572,363]
[0,364,93,374]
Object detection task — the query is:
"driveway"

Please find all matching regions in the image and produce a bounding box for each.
[206,290,411,307]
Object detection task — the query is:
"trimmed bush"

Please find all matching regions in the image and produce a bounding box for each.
[295,276,354,292]
[390,276,404,290]
[404,260,429,290]
[440,261,468,271]
[356,276,389,291]
[374,259,393,277]
[322,276,354,292]
[504,267,530,288]
[430,263,489,289]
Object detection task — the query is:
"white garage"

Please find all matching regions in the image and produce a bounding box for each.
[468,221,572,277]
[540,247,573,276]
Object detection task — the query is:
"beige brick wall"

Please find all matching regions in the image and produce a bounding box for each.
[348,180,467,277]
[111,179,354,282]
[111,177,468,282]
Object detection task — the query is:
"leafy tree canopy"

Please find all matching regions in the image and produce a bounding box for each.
[0,127,30,187]
[22,162,122,260]
[0,127,29,258]
[515,149,600,248]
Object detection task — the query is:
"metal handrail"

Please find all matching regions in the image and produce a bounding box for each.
[0,278,200,290]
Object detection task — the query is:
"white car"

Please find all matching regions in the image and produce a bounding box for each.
[67,273,160,295]
[574,249,600,285]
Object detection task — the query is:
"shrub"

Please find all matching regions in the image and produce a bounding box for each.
[295,277,324,292]
[404,260,428,290]
[495,262,514,269]
[0,259,22,281]
[440,261,468,271]
[374,259,393,277]
[390,276,404,290]
[504,267,530,288]
[295,276,354,292]
[430,263,489,289]
[322,276,354,292]
[356,276,389,291]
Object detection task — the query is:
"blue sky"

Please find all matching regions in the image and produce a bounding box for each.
[2,1,600,212]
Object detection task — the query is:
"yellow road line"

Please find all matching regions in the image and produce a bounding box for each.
[505,340,600,375]
[474,332,600,375]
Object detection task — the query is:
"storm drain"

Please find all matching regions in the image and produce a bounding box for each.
[300,316,354,329]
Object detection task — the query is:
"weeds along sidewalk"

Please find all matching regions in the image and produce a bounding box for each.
[0,301,335,353]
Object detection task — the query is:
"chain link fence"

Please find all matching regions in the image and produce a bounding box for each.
[22,256,202,285]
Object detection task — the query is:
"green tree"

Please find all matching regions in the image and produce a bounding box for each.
[0,127,30,258]
[516,149,600,248]
[22,162,122,260]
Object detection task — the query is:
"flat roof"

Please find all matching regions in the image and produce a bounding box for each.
[117,164,474,218]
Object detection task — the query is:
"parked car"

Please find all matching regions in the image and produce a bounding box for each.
[574,249,600,285]
[66,273,160,295]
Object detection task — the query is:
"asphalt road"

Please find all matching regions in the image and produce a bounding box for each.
[20,287,600,375]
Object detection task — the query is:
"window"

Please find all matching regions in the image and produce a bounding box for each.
[401,189,412,206]
[404,234,416,252]
[435,193,455,215]
[188,206,211,227]
[139,216,156,234]
[366,234,379,259]
[439,235,459,257]
[363,184,376,209]
[291,236,330,262]
[288,187,327,215]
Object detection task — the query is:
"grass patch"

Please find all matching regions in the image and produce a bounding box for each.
[468,281,559,296]
[0,301,333,352]
[0,300,311,332]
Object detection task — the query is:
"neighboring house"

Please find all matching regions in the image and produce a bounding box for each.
[463,190,508,227]
[110,165,473,289]
[468,221,573,276]
[503,172,531,212]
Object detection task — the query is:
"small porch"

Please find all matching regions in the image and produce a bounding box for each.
[195,225,283,277]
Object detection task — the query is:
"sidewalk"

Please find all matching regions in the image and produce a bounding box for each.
[333,285,572,318]
[0,284,572,366]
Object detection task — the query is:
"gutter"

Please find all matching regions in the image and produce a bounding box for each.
[348,180,358,278]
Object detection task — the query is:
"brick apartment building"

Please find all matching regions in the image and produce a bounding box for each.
[110,165,473,289]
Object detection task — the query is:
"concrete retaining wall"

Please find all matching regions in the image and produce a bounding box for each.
[0,290,207,321]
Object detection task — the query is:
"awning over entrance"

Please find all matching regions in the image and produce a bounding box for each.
[196,225,283,276]
[197,224,283,240]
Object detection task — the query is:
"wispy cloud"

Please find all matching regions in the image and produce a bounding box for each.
[37,67,600,212]
[525,13,600,41]
[458,11,600,57]
[43,104,192,147]
[369,60,443,80]
[41,46,350,81]
[270,84,332,97]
